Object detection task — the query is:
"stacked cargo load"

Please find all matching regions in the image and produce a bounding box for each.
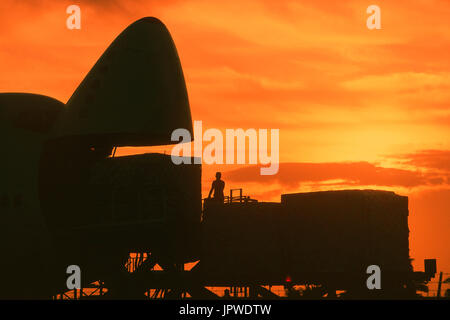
[281,190,411,287]
[200,202,285,284]
[200,189,411,290]
[87,153,202,226]
[48,152,202,264]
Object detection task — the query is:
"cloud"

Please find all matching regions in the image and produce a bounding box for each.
[342,72,450,93]
[391,150,450,173]
[225,161,447,189]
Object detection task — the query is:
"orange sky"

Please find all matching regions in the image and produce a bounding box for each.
[1,0,449,275]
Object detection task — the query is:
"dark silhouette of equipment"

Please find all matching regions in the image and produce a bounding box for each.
[0,17,437,299]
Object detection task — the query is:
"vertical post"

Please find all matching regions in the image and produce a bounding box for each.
[111,189,114,221]
[437,271,443,298]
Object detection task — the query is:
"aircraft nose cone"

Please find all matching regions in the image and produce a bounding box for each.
[55,17,193,147]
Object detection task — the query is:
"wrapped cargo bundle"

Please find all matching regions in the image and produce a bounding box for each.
[281,190,411,277]
[201,202,285,283]
[65,152,203,265]
[86,153,202,226]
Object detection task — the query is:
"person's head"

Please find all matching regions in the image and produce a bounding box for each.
[215,172,221,179]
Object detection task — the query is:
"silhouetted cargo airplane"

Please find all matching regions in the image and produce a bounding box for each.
[0,17,201,299]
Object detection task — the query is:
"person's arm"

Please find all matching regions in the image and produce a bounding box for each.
[208,182,214,198]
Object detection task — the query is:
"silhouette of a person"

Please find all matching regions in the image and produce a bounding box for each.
[208,172,225,203]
